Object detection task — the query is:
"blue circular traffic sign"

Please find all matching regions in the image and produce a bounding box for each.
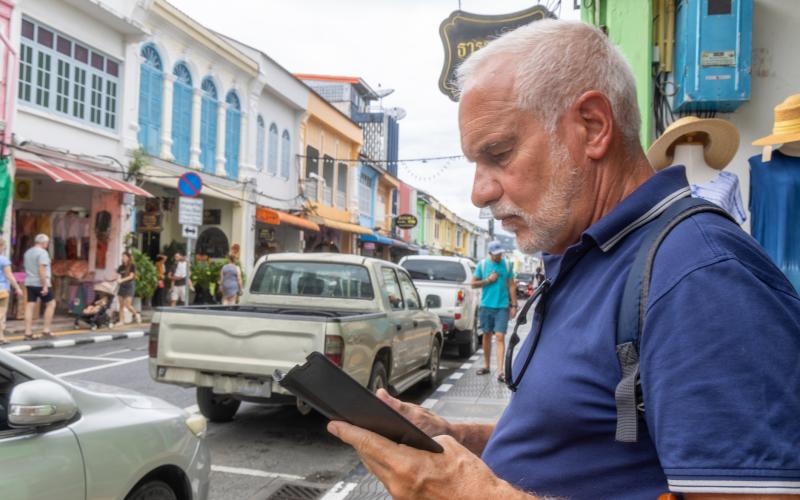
[178,172,202,197]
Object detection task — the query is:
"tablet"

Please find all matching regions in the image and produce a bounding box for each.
[274,352,444,453]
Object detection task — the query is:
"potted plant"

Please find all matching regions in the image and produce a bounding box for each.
[190,259,224,304]
[132,249,158,309]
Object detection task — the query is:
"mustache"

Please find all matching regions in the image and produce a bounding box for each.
[489,200,528,220]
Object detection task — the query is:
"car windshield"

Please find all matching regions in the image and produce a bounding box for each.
[250,261,374,300]
[401,259,467,283]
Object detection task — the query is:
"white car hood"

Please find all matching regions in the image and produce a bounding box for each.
[69,380,177,410]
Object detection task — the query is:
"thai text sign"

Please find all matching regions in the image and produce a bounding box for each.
[438,5,554,101]
[395,214,418,229]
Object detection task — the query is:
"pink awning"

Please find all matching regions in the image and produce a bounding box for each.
[16,159,153,197]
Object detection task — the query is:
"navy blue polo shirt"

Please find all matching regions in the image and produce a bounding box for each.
[482,167,800,499]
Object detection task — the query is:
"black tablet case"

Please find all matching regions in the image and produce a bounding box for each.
[275,352,444,453]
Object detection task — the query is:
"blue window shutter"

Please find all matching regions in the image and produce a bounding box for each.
[225,107,241,179]
[171,80,192,166]
[200,96,217,173]
[137,64,162,155]
[268,124,278,175]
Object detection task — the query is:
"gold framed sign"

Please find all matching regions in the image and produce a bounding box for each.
[438,5,555,101]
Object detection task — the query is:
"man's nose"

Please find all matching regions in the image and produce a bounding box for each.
[471,164,502,208]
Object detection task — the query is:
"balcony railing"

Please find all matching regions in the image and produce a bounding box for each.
[305,178,319,202]
[323,186,333,206]
[336,191,346,209]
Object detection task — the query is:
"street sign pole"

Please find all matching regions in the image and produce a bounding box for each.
[176,173,203,308]
[185,236,193,307]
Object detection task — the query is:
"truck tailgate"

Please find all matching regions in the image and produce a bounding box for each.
[157,311,327,376]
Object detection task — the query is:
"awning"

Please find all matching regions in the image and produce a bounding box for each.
[311,216,372,235]
[361,232,394,245]
[16,159,153,197]
[257,206,320,232]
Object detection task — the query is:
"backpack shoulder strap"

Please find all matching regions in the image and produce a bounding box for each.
[614,197,737,443]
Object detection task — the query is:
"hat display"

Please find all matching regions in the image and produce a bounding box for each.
[753,94,800,146]
[487,241,504,255]
[647,116,740,171]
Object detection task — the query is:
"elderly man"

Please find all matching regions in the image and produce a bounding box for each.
[23,233,56,340]
[327,20,800,500]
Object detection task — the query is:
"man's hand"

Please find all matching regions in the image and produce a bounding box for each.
[41,287,48,296]
[376,389,452,438]
[486,271,499,284]
[328,419,529,500]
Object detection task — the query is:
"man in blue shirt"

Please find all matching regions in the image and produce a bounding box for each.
[327,19,800,500]
[472,241,517,380]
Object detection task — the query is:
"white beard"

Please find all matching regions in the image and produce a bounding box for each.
[490,141,584,254]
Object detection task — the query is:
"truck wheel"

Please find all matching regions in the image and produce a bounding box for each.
[427,341,441,386]
[197,387,241,422]
[458,315,479,358]
[125,480,177,500]
[368,361,388,393]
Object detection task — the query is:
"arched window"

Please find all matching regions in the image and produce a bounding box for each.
[199,77,218,173]
[137,44,163,155]
[256,115,266,171]
[281,130,291,179]
[196,227,229,259]
[171,62,193,166]
[267,123,278,175]
[224,91,241,179]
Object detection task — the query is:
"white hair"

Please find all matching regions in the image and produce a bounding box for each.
[35,233,49,244]
[457,19,641,147]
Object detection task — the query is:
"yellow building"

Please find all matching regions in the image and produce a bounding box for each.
[299,91,368,253]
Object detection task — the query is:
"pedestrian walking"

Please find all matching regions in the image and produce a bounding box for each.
[471,241,516,381]
[533,266,545,287]
[23,234,56,340]
[116,251,140,324]
[168,252,191,306]
[0,238,23,344]
[153,254,167,307]
[220,254,242,305]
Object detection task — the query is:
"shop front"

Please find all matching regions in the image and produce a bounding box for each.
[306,215,371,254]
[11,156,151,316]
[254,206,319,262]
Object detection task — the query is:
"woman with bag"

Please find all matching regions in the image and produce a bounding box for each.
[116,252,141,324]
[220,254,242,305]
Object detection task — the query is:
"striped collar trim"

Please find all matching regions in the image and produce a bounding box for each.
[598,187,692,252]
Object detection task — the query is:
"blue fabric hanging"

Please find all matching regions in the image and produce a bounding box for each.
[749,151,800,292]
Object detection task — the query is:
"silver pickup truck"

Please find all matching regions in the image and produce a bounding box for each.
[149,253,443,422]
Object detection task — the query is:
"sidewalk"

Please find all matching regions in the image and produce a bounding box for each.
[1,310,153,353]
[324,341,516,500]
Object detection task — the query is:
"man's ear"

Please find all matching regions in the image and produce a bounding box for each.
[567,91,615,161]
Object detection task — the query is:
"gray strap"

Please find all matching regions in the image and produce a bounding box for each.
[615,341,640,442]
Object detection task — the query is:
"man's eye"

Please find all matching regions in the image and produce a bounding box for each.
[492,150,512,162]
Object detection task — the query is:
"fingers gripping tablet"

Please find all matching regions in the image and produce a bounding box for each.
[275,352,444,453]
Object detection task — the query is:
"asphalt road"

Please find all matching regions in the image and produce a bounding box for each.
[20,335,467,499]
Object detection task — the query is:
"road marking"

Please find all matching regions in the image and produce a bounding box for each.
[469,355,479,361]
[211,465,303,481]
[126,330,146,339]
[421,398,438,409]
[21,353,127,362]
[5,345,31,354]
[448,372,464,380]
[183,404,199,414]
[51,339,76,348]
[437,383,453,393]
[320,481,358,500]
[460,362,473,369]
[56,355,148,377]
[98,348,131,357]
[93,335,114,343]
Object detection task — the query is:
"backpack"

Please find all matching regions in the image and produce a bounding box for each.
[614,197,737,443]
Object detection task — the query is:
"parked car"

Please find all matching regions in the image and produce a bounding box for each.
[515,272,534,299]
[150,253,443,422]
[0,348,209,500]
[399,255,480,358]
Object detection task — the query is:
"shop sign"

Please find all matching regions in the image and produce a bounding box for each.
[363,242,376,251]
[258,228,276,243]
[178,197,203,226]
[137,212,162,232]
[14,179,32,201]
[437,5,554,101]
[203,209,221,225]
[256,207,280,225]
[395,214,418,229]
[177,172,203,198]
[182,224,198,239]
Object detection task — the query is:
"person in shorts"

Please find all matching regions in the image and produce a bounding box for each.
[0,238,23,344]
[169,252,191,306]
[471,241,516,381]
[23,234,56,340]
[116,251,141,324]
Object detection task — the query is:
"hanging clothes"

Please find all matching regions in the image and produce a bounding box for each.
[749,150,800,292]
[691,171,747,224]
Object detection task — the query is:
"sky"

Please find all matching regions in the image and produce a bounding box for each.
[169,1,580,228]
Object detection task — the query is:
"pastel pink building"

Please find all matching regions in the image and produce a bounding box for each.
[0,0,16,155]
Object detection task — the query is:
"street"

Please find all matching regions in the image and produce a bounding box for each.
[18,334,469,499]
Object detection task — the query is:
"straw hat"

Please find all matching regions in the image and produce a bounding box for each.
[647,116,739,171]
[753,94,800,146]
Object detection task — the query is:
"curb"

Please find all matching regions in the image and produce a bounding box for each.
[3,330,147,354]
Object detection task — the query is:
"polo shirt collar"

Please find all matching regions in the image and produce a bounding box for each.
[584,166,692,252]
[542,166,691,281]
